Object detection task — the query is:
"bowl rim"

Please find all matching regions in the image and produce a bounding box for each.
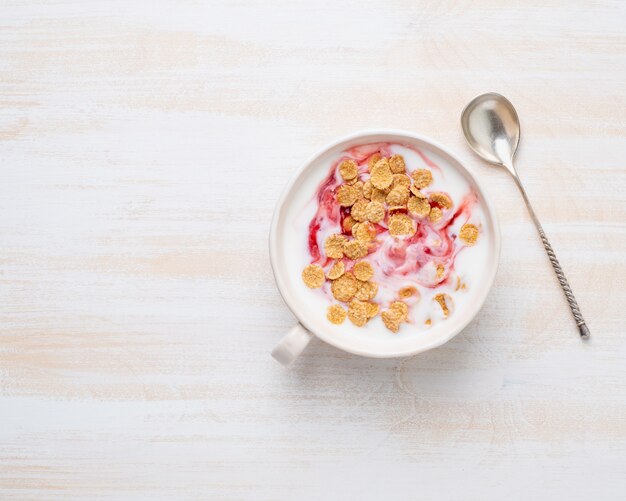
[269,129,501,358]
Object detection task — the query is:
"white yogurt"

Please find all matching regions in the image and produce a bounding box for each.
[283,142,492,341]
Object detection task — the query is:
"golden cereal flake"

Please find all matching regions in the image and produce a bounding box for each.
[344,239,369,259]
[368,153,382,171]
[410,184,425,197]
[390,301,409,321]
[350,198,369,222]
[429,206,443,223]
[407,196,431,217]
[352,181,364,198]
[433,293,453,317]
[381,309,402,333]
[331,273,358,302]
[336,184,360,207]
[386,186,410,207]
[302,264,325,288]
[362,180,373,199]
[342,215,356,233]
[389,154,406,174]
[339,159,358,181]
[324,234,347,259]
[436,264,445,279]
[370,158,393,190]
[392,173,411,188]
[388,213,416,237]
[459,223,479,245]
[353,261,374,281]
[327,304,347,324]
[326,261,345,280]
[365,201,385,223]
[354,280,378,301]
[370,188,387,203]
[354,221,376,242]
[429,192,453,209]
[366,302,379,319]
[411,169,433,188]
[425,319,432,327]
[399,286,417,299]
[348,299,368,327]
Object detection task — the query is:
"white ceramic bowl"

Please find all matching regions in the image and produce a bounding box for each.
[270,130,500,366]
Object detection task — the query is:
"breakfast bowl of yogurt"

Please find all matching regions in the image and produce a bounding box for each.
[270,130,500,366]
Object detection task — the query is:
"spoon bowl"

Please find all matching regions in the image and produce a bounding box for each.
[461,93,521,169]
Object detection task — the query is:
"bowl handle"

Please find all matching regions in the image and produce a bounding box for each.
[271,324,313,366]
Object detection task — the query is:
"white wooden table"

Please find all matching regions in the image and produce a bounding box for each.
[1,1,625,499]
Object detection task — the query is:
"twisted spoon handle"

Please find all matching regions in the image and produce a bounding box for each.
[511,172,590,339]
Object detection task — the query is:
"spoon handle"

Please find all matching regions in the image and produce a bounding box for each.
[511,174,590,339]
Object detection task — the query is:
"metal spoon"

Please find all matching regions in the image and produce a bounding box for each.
[461,92,590,339]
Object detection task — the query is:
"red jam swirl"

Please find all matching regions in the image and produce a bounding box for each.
[307,143,477,289]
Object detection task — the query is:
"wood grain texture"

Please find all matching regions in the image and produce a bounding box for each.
[1,1,625,499]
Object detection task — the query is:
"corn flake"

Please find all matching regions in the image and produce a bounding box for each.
[389,154,406,174]
[336,184,360,207]
[411,169,433,188]
[353,261,374,281]
[390,301,408,321]
[327,304,347,324]
[362,180,373,199]
[407,196,431,217]
[370,158,393,190]
[348,299,368,327]
[381,309,402,333]
[352,181,364,198]
[410,184,425,197]
[354,221,376,242]
[399,286,417,299]
[436,264,445,279]
[429,206,443,223]
[354,280,378,301]
[367,153,382,171]
[302,264,325,288]
[342,215,356,233]
[392,173,411,188]
[350,198,369,222]
[388,213,415,237]
[459,223,479,245]
[366,302,379,318]
[339,159,358,181]
[386,186,409,206]
[324,234,347,259]
[365,201,385,223]
[433,293,453,317]
[331,272,358,302]
[370,188,387,203]
[326,261,345,280]
[429,192,453,209]
[344,239,368,259]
